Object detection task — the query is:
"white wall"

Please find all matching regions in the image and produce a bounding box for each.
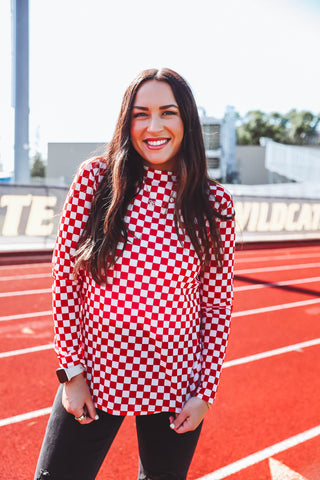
[47,143,105,186]
[235,146,269,184]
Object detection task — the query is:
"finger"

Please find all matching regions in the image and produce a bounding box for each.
[81,415,95,425]
[85,399,99,421]
[72,405,85,418]
[74,411,87,423]
[170,411,189,431]
[74,410,94,425]
[175,417,193,433]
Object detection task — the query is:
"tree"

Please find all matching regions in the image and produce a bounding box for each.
[236,109,320,145]
[284,109,320,145]
[237,110,280,145]
[267,112,288,143]
[31,152,46,178]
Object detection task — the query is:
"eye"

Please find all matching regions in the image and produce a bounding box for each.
[132,112,148,118]
[163,110,177,116]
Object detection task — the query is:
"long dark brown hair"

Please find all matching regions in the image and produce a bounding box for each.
[74,68,233,283]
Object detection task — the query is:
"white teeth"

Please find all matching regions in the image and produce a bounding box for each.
[146,139,168,146]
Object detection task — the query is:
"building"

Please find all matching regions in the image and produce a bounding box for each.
[199,106,237,182]
[46,142,106,186]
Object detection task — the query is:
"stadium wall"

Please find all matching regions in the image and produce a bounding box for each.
[0,185,319,252]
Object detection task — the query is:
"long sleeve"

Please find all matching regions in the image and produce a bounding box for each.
[195,186,235,405]
[52,158,106,369]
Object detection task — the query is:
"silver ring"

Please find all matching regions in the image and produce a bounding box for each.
[75,414,86,422]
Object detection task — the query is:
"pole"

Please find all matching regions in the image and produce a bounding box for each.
[13,0,30,184]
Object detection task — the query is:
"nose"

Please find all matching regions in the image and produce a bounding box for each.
[147,113,163,134]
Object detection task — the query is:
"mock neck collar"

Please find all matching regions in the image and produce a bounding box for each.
[143,165,177,183]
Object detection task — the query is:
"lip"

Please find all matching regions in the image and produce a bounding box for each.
[143,138,170,149]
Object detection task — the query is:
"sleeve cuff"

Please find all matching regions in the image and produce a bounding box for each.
[65,364,85,380]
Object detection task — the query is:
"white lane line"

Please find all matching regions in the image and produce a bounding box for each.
[0,263,51,271]
[0,276,318,298]
[235,252,318,264]
[0,273,50,281]
[223,338,320,368]
[0,310,52,322]
[196,424,320,480]
[234,276,320,292]
[1,262,319,281]
[1,337,319,365]
[1,298,320,324]
[236,262,320,275]
[0,288,51,298]
[0,274,319,298]
[0,343,53,359]
[0,407,52,427]
[0,342,317,425]
[233,298,320,318]
[0,339,319,428]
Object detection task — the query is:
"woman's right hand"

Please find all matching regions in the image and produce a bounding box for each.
[62,373,99,424]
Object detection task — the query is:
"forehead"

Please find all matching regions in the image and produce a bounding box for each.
[133,80,177,107]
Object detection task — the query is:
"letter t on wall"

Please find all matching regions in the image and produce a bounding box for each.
[0,195,32,236]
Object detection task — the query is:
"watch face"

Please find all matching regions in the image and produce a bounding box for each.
[56,368,68,383]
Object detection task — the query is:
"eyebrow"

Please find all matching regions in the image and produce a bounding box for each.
[160,104,179,110]
[132,104,179,110]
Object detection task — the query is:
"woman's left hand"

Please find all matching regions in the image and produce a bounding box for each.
[169,397,210,434]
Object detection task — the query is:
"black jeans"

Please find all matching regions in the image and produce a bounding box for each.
[35,386,203,480]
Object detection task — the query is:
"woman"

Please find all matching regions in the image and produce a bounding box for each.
[35,68,235,480]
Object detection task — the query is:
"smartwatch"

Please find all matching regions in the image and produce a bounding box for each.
[56,368,69,383]
[56,364,84,383]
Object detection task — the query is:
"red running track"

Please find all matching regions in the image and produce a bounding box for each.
[0,243,319,479]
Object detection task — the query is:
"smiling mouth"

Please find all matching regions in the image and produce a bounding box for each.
[144,139,170,147]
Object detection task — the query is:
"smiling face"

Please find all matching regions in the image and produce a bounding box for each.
[130,80,184,171]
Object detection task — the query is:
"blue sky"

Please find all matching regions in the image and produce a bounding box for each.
[0,0,320,171]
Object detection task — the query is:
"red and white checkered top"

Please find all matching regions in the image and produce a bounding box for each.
[52,158,235,416]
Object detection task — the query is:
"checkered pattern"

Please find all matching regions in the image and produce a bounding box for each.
[52,158,235,415]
